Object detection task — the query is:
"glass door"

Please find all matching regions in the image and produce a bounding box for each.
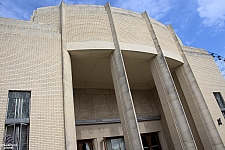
[141,133,162,150]
[77,139,93,150]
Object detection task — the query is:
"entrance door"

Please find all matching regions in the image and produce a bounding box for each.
[141,133,162,150]
[77,139,93,150]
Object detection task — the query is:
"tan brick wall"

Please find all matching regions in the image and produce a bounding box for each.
[0,19,65,150]
[112,8,154,47]
[3,4,222,149]
[0,18,59,35]
[74,89,158,120]
[151,19,180,55]
[183,46,225,145]
[65,5,113,43]
[31,6,60,31]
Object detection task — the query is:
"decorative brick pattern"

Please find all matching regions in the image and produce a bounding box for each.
[74,92,158,120]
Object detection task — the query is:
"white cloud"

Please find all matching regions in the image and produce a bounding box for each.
[185,38,196,45]
[163,21,172,25]
[197,0,225,27]
[0,1,27,19]
[0,0,61,20]
[197,29,203,35]
[115,0,172,19]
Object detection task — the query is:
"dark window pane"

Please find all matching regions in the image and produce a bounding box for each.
[20,124,28,150]
[6,91,30,150]
[15,126,20,147]
[111,139,120,150]
[5,125,15,145]
[24,92,31,99]
[8,91,31,99]
[82,143,86,150]
[8,92,13,99]
[214,92,225,109]
[141,136,150,150]
[7,98,16,119]
[16,92,23,99]
[151,135,160,150]
[16,99,20,118]
[22,144,28,150]
[22,99,29,118]
[5,124,29,150]
[222,111,225,118]
[118,138,125,150]
[7,91,30,119]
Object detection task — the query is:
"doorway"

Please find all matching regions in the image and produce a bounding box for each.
[77,139,93,150]
[141,133,162,150]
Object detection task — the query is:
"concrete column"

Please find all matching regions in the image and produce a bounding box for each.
[60,2,77,150]
[105,3,143,150]
[158,132,169,150]
[142,12,197,150]
[92,138,98,150]
[168,25,225,150]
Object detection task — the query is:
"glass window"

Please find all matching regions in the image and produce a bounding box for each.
[7,98,16,119]
[21,98,30,119]
[213,92,225,118]
[4,91,30,150]
[20,123,29,150]
[7,91,30,119]
[77,139,93,150]
[106,137,125,150]
[105,134,161,150]
[4,124,29,150]
[141,133,162,150]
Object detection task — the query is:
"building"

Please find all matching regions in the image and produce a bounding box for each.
[0,2,225,150]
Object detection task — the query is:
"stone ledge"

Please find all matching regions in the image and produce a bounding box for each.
[182,46,208,54]
[0,17,59,33]
[75,116,161,125]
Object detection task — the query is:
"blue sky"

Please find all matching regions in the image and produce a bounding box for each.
[0,0,224,57]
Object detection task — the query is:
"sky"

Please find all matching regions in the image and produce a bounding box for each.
[0,0,224,57]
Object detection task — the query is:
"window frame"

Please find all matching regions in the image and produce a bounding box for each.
[4,91,31,150]
[5,91,30,124]
[104,136,125,150]
[213,92,225,118]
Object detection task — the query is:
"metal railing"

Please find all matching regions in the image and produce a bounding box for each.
[208,52,225,78]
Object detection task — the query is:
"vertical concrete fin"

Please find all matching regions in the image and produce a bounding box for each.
[168,25,225,150]
[60,2,77,150]
[105,4,143,150]
[104,2,120,51]
[142,11,198,150]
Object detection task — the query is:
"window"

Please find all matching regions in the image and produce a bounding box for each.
[77,139,93,150]
[104,137,125,150]
[4,91,30,150]
[141,133,162,150]
[213,92,225,118]
[104,133,161,150]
